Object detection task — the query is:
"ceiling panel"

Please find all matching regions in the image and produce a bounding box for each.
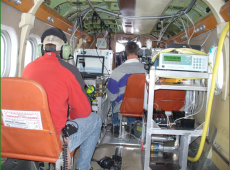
[134,0,172,34]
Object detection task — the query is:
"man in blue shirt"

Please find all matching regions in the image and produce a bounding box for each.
[107,42,145,134]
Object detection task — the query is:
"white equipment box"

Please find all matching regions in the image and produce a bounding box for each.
[75,49,113,75]
[158,53,208,72]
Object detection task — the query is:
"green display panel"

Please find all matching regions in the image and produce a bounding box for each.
[164,56,181,62]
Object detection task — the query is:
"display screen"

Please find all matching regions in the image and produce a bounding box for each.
[76,55,104,74]
[164,56,181,62]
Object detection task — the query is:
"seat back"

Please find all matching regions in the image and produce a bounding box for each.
[1,77,62,163]
[120,74,145,117]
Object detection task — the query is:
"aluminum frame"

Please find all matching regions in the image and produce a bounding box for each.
[142,67,212,170]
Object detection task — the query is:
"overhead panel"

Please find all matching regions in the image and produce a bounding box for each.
[134,0,172,34]
[118,0,135,34]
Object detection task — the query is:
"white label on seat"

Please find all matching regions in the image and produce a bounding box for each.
[2,109,43,130]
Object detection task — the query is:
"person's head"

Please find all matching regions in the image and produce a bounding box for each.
[40,27,72,59]
[125,42,139,59]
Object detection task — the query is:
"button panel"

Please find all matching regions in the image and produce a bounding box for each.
[193,57,206,70]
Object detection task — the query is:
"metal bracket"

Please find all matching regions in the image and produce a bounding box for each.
[195,122,204,131]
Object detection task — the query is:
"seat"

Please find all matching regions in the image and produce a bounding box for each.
[116,74,185,138]
[120,74,145,117]
[118,74,145,137]
[1,77,72,169]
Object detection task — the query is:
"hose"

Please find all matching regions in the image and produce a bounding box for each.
[188,22,229,162]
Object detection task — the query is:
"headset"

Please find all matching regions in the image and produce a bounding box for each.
[37,27,72,60]
[121,51,127,61]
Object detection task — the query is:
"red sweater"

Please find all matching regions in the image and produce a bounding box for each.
[22,52,91,135]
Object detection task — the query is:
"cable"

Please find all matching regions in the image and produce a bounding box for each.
[183,96,195,113]
[115,19,121,31]
[158,91,205,127]
[180,17,189,44]
[157,115,174,127]
[157,16,178,45]
[210,29,217,46]
[154,103,159,109]
[130,134,141,142]
[191,30,213,42]
[95,48,110,75]
[174,91,204,124]
[62,142,68,170]
[185,13,196,46]
[89,31,100,49]
[201,30,211,47]
[71,0,197,49]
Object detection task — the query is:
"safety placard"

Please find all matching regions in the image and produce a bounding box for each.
[1,109,43,130]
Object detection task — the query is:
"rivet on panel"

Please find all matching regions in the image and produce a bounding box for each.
[47,16,52,22]
[14,0,22,6]
[50,18,55,23]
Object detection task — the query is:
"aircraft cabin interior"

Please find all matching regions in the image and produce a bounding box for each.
[1,0,229,170]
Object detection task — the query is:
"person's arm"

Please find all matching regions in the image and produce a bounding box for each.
[64,65,91,120]
[68,80,91,120]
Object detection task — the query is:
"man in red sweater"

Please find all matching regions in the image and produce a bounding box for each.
[22,27,101,170]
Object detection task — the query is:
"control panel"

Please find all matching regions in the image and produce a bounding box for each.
[158,53,208,72]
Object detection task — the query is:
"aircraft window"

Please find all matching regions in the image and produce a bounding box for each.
[1,30,11,77]
[215,52,224,95]
[1,35,5,76]
[1,25,18,77]
[29,34,41,60]
[24,37,38,67]
[24,40,33,67]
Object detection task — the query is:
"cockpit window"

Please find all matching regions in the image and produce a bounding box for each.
[116,40,127,52]
[116,40,141,53]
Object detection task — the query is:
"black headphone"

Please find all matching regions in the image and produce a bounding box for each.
[38,28,72,60]
[121,51,127,61]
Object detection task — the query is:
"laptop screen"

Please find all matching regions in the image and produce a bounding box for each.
[76,55,104,78]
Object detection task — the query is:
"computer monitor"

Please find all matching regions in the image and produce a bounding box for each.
[76,55,104,78]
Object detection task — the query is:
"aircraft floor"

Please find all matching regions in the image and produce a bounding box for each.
[73,123,180,170]
[73,124,143,170]
[74,145,142,170]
